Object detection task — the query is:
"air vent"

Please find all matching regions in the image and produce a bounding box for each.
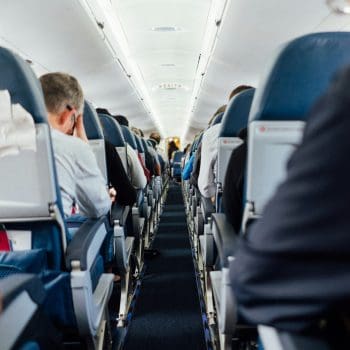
[152,26,180,32]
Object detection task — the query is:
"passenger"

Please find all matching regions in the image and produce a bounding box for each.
[198,86,252,201]
[189,132,204,189]
[105,140,137,206]
[113,114,129,127]
[222,128,247,232]
[95,108,137,206]
[40,72,111,218]
[111,115,147,190]
[146,138,161,176]
[232,67,350,343]
[167,140,178,162]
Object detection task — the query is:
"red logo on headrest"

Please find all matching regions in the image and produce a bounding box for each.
[259,126,266,132]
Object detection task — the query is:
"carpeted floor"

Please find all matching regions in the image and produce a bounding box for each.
[123,182,207,350]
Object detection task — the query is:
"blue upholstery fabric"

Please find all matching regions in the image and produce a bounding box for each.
[0,47,47,123]
[219,89,255,137]
[250,32,350,122]
[83,101,104,140]
[121,125,137,150]
[140,138,149,154]
[0,249,47,275]
[135,135,145,153]
[42,271,77,328]
[212,112,224,126]
[4,222,64,271]
[19,342,40,350]
[98,114,125,147]
[173,151,184,163]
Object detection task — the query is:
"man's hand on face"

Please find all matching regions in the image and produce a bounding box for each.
[74,114,89,143]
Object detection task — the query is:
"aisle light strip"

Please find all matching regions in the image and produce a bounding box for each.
[181,0,231,142]
[78,0,165,135]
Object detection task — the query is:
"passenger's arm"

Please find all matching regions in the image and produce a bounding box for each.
[198,128,217,198]
[182,154,194,180]
[75,141,111,218]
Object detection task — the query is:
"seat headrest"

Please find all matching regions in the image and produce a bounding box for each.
[211,112,224,126]
[134,135,144,153]
[98,114,125,147]
[83,101,104,140]
[140,138,149,152]
[219,89,255,137]
[250,32,350,122]
[121,125,137,150]
[173,151,184,162]
[0,47,47,123]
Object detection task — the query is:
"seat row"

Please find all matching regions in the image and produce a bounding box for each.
[183,31,350,350]
[0,46,169,349]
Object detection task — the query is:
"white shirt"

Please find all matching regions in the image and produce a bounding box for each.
[198,123,221,199]
[126,144,147,190]
[51,129,111,218]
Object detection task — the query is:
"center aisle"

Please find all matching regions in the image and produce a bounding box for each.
[123,182,207,350]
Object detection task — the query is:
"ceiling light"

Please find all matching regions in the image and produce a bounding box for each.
[326,0,350,13]
[151,26,181,32]
[77,0,165,136]
[160,63,176,67]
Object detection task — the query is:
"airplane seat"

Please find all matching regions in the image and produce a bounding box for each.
[207,31,350,350]
[243,31,350,231]
[0,274,62,350]
[171,150,183,180]
[98,113,128,174]
[83,101,107,183]
[211,111,224,126]
[134,134,146,165]
[0,47,114,348]
[216,88,255,212]
[121,125,138,151]
[94,115,138,324]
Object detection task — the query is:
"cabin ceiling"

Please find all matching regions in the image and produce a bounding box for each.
[0,0,349,142]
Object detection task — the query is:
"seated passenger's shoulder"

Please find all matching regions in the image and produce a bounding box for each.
[51,129,94,156]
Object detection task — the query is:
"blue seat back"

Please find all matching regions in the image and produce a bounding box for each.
[134,135,144,153]
[134,135,146,164]
[83,102,107,183]
[172,151,183,178]
[219,89,255,137]
[98,113,128,173]
[216,89,255,195]
[98,114,125,147]
[0,47,66,270]
[121,125,137,150]
[243,32,350,228]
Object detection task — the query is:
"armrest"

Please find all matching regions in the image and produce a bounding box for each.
[66,216,108,271]
[211,213,238,267]
[111,204,130,225]
[201,197,215,220]
[0,274,45,308]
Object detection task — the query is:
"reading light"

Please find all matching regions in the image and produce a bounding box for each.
[326,0,350,14]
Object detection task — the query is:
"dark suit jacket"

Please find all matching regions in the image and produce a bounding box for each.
[105,140,136,206]
[232,66,350,332]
